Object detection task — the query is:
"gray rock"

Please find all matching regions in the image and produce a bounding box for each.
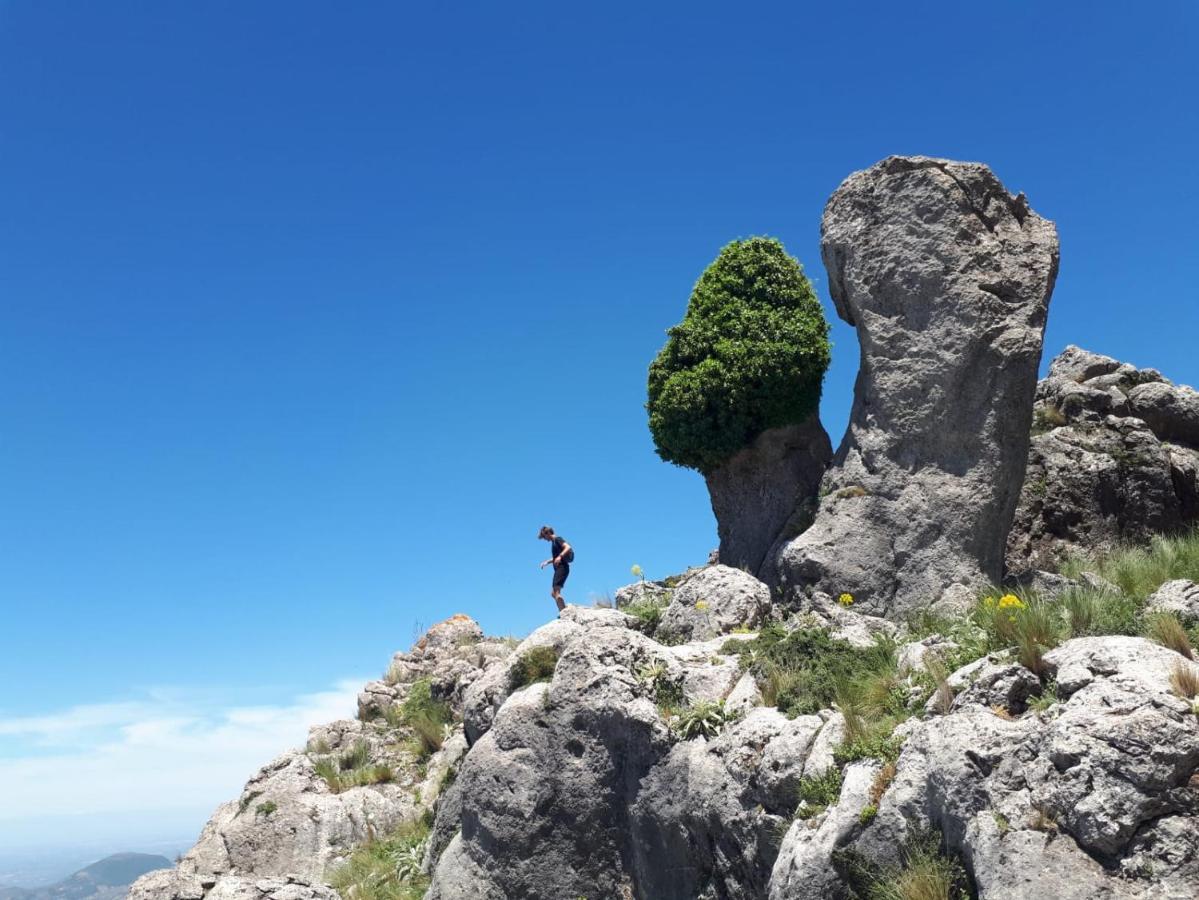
[801,712,845,779]
[127,872,338,900]
[841,637,1199,900]
[1008,348,1199,572]
[705,416,832,580]
[1129,381,1199,447]
[629,709,821,899]
[136,615,502,896]
[777,156,1059,618]
[427,627,673,900]
[767,762,880,900]
[950,662,1042,715]
[1145,579,1199,622]
[657,565,772,642]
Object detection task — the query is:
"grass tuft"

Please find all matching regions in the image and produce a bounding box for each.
[1145,612,1195,659]
[1169,662,1199,699]
[327,817,431,900]
[509,645,560,690]
[313,741,395,794]
[794,768,843,819]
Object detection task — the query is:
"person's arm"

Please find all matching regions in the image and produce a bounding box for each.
[553,542,572,566]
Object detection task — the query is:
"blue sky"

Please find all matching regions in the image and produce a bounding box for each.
[1,0,1197,860]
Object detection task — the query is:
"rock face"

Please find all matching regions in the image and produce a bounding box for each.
[127,615,511,900]
[776,156,1059,617]
[820,637,1199,900]
[705,416,832,579]
[426,603,836,900]
[1007,346,1199,572]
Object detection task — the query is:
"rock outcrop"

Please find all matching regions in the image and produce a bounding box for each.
[795,637,1199,900]
[776,156,1059,617]
[426,599,832,900]
[128,615,512,900]
[705,416,832,579]
[1007,346,1199,572]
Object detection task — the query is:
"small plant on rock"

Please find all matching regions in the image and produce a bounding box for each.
[509,645,560,690]
[673,700,729,740]
[871,830,968,900]
[1029,681,1060,713]
[794,768,843,820]
[328,817,431,900]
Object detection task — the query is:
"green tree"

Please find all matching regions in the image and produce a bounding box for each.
[647,237,831,473]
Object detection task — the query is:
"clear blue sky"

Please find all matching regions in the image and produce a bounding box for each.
[1,0,1197,857]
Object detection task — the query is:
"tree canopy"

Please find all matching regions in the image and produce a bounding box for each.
[647,237,831,473]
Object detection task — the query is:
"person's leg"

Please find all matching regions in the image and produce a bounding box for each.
[552,564,569,610]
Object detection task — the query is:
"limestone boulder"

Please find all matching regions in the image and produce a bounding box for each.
[777,156,1059,617]
[657,565,773,642]
[1146,580,1199,622]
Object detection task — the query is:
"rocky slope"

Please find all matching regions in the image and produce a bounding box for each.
[129,156,1199,899]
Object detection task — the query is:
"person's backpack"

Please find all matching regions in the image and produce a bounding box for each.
[564,546,575,563]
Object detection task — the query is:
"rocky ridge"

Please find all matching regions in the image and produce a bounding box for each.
[129,156,1199,900]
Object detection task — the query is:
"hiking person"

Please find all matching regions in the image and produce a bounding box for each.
[538,525,573,611]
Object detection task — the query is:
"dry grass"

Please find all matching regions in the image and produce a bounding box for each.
[1169,661,1199,700]
[1146,612,1195,660]
[870,761,897,806]
[923,653,953,716]
[989,705,1014,720]
[1028,805,1058,833]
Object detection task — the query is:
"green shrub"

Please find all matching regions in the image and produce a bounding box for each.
[255,800,277,817]
[624,598,667,632]
[312,741,396,794]
[327,817,431,900]
[724,625,896,717]
[399,679,452,759]
[839,829,969,900]
[509,645,560,690]
[673,700,729,740]
[646,237,831,473]
[794,768,843,819]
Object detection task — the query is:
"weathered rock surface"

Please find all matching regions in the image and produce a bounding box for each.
[830,637,1199,900]
[427,618,836,900]
[128,615,506,900]
[777,156,1059,617]
[705,416,832,580]
[1007,346,1199,572]
[1146,579,1199,622]
[657,564,773,642]
[127,872,338,900]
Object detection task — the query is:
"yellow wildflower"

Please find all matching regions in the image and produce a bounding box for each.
[998,594,1024,610]
[838,593,854,607]
[695,600,709,611]
[983,596,996,608]
[631,564,644,578]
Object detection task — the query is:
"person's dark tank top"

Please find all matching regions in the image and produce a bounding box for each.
[552,536,568,564]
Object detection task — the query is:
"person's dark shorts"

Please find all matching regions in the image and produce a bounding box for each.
[552,563,570,590]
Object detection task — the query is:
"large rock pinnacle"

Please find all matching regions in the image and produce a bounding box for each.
[777,156,1060,617]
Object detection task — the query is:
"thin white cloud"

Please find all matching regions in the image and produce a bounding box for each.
[0,678,367,844]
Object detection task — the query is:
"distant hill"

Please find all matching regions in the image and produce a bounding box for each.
[0,854,171,900]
